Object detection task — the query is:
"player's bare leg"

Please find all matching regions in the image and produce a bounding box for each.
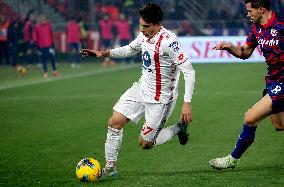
[209,94,273,169]
[101,111,129,178]
[270,113,284,131]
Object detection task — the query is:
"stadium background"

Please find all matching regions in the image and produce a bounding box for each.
[1,0,284,186]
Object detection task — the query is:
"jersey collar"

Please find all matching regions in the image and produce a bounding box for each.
[261,12,276,28]
[147,26,164,44]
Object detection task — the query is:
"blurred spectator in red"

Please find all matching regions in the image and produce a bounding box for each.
[8,16,24,67]
[96,2,120,21]
[66,16,81,68]
[0,16,10,65]
[23,12,37,65]
[180,20,194,36]
[99,14,115,66]
[33,14,59,78]
[115,14,131,46]
[99,14,113,49]
[105,5,119,21]
[114,13,132,63]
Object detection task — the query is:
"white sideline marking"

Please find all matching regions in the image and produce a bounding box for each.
[0,65,139,91]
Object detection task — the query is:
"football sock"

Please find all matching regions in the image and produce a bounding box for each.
[105,126,123,168]
[231,124,257,159]
[154,124,179,146]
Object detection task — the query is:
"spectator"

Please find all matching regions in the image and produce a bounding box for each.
[0,16,10,65]
[180,20,194,36]
[23,12,37,65]
[66,16,81,68]
[99,14,115,66]
[33,14,59,78]
[114,13,132,63]
[8,16,24,67]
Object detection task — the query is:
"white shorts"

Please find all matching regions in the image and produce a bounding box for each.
[113,82,177,142]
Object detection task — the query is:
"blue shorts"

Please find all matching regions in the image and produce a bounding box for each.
[265,82,284,114]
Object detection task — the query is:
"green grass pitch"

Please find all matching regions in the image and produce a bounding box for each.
[0,62,283,186]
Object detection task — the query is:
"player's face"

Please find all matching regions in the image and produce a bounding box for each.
[139,18,161,39]
[246,2,262,24]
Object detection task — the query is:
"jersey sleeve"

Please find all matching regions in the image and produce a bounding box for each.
[177,59,195,102]
[245,25,258,48]
[164,37,195,102]
[165,38,189,65]
[110,33,142,58]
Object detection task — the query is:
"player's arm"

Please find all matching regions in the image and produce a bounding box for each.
[80,49,109,57]
[213,42,255,60]
[166,39,195,124]
[177,61,195,124]
[80,33,142,58]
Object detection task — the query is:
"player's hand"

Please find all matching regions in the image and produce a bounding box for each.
[213,41,232,50]
[180,102,192,124]
[80,49,102,57]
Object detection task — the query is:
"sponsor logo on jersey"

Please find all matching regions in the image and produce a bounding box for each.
[169,41,180,52]
[258,38,279,47]
[142,51,153,72]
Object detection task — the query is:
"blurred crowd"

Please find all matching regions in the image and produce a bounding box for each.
[203,0,284,36]
[1,0,284,70]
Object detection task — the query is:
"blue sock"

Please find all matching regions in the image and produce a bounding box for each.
[231,124,257,159]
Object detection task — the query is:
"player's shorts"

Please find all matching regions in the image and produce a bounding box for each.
[113,82,177,142]
[264,82,284,114]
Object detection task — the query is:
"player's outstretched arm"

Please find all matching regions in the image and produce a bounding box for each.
[80,49,110,58]
[213,42,254,60]
[213,41,233,50]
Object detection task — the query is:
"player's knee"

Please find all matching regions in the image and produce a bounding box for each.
[271,118,284,131]
[108,112,129,129]
[108,117,123,129]
[244,111,257,126]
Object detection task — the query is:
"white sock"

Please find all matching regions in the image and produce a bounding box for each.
[155,124,179,146]
[105,126,123,168]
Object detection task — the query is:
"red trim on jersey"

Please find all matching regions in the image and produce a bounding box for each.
[154,34,164,101]
[262,12,276,28]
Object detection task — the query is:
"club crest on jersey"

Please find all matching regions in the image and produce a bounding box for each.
[271,29,278,37]
[169,41,180,52]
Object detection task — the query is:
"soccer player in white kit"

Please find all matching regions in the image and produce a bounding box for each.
[81,3,195,178]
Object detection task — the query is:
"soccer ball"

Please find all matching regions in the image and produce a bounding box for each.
[76,158,101,182]
[16,66,27,76]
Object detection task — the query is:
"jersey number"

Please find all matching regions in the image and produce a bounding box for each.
[142,123,153,135]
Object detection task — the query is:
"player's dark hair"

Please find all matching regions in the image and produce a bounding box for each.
[138,3,163,24]
[245,0,271,10]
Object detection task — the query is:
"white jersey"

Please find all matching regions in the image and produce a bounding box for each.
[110,26,195,104]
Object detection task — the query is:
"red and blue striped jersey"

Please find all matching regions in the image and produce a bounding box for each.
[246,12,284,83]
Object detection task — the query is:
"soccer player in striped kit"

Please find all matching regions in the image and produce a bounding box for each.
[209,0,284,170]
[81,3,195,177]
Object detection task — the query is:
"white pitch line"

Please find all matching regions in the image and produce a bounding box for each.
[0,94,106,102]
[0,64,140,91]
